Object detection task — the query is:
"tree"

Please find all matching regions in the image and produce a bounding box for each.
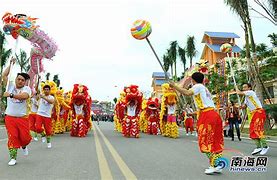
[113,97,117,104]
[168,41,178,81]
[224,0,272,103]
[178,46,187,73]
[53,74,60,87]
[46,72,50,80]
[162,54,170,72]
[250,0,277,25]
[15,49,30,72]
[268,33,277,47]
[186,36,197,68]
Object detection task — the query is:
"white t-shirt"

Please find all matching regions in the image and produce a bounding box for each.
[127,105,136,116]
[186,107,194,117]
[243,90,262,111]
[37,95,55,118]
[74,104,84,115]
[31,97,38,113]
[167,105,176,115]
[190,84,215,110]
[5,83,31,117]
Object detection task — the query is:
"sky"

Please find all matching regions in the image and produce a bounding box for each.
[1,0,276,102]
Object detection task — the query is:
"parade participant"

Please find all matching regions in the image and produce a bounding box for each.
[170,72,224,174]
[2,58,32,166]
[160,83,179,138]
[70,84,92,137]
[184,104,194,136]
[139,99,148,133]
[114,91,126,132]
[35,85,55,148]
[226,101,241,141]
[146,97,159,135]
[122,85,142,138]
[29,92,39,141]
[236,83,269,155]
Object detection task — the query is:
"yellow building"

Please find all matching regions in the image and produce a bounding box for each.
[201,31,241,65]
[151,72,170,99]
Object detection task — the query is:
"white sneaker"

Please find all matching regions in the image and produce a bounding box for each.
[33,137,38,141]
[260,147,269,155]
[186,133,189,136]
[204,166,222,174]
[251,148,262,155]
[47,143,52,149]
[204,166,216,174]
[8,159,17,166]
[22,147,28,156]
[42,137,46,143]
[195,133,198,137]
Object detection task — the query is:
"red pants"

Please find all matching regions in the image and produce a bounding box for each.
[197,109,224,153]
[147,115,159,135]
[250,109,266,139]
[185,118,194,133]
[5,115,32,149]
[36,115,52,136]
[122,116,139,137]
[29,113,37,132]
[71,116,89,137]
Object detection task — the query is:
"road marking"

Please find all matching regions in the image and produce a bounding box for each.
[93,126,113,180]
[0,138,7,142]
[95,124,137,180]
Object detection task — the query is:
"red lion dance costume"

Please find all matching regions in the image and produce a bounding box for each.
[122,85,142,138]
[146,97,160,135]
[70,84,92,137]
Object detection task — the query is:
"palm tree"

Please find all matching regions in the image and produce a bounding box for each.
[186,36,197,68]
[46,72,50,80]
[53,74,60,87]
[178,46,187,73]
[15,49,30,72]
[251,0,277,25]
[168,41,178,81]
[268,33,277,47]
[225,0,273,103]
[162,54,170,73]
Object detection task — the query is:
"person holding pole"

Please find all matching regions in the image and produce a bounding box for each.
[2,58,32,166]
[235,83,269,155]
[169,72,224,175]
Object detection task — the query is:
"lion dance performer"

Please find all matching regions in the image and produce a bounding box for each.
[236,83,269,155]
[170,72,224,175]
[70,84,92,137]
[139,99,148,133]
[114,91,126,133]
[57,89,71,133]
[122,85,142,138]
[159,83,179,138]
[146,97,160,135]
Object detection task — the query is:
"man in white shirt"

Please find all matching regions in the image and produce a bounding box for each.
[29,92,39,141]
[236,83,269,155]
[2,58,32,166]
[170,72,224,175]
[35,85,55,148]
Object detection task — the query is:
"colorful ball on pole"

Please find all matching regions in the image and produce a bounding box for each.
[131,20,152,40]
[220,43,232,53]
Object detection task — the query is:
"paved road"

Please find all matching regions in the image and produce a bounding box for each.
[0,122,276,180]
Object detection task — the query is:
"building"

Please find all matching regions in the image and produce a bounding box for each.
[201,31,242,65]
[151,72,170,99]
